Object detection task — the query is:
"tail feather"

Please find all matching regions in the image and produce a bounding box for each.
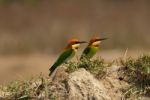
[49,65,57,76]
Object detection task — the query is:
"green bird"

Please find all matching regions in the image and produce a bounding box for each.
[49,39,87,76]
[80,37,107,60]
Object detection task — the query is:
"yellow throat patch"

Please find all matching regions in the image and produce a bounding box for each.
[92,41,101,47]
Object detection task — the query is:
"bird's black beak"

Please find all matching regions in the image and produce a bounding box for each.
[98,38,108,41]
[78,41,87,44]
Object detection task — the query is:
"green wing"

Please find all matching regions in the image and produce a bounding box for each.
[49,48,75,76]
[80,46,98,60]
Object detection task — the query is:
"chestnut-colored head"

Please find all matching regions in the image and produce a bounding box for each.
[65,39,87,51]
[89,37,107,47]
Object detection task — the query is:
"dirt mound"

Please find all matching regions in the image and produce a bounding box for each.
[49,66,128,100]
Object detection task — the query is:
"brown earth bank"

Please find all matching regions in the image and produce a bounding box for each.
[0,51,150,99]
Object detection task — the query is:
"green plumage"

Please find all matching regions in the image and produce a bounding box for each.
[80,46,99,60]
[49,48,75,76]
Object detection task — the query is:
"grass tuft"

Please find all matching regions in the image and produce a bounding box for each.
[0,74,49,99]
[66,57,110,79]
[119,53,150,99]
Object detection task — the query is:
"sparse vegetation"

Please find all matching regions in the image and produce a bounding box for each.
[0,74,49,99]
[119,53,150,99]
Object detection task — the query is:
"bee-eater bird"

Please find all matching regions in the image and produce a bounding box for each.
[80,37,107,60]
[49,39,87,76]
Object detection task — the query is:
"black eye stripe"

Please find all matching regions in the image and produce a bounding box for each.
[73,46,79,50]
[95,44,99,47]
[96,39,100,41]
[95,39,101,42]
[72,41,79,45]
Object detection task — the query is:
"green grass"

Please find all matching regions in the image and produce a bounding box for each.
[119,53,150,99]
[66,57,111,79]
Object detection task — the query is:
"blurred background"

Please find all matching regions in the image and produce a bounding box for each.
[0,0,150,83]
